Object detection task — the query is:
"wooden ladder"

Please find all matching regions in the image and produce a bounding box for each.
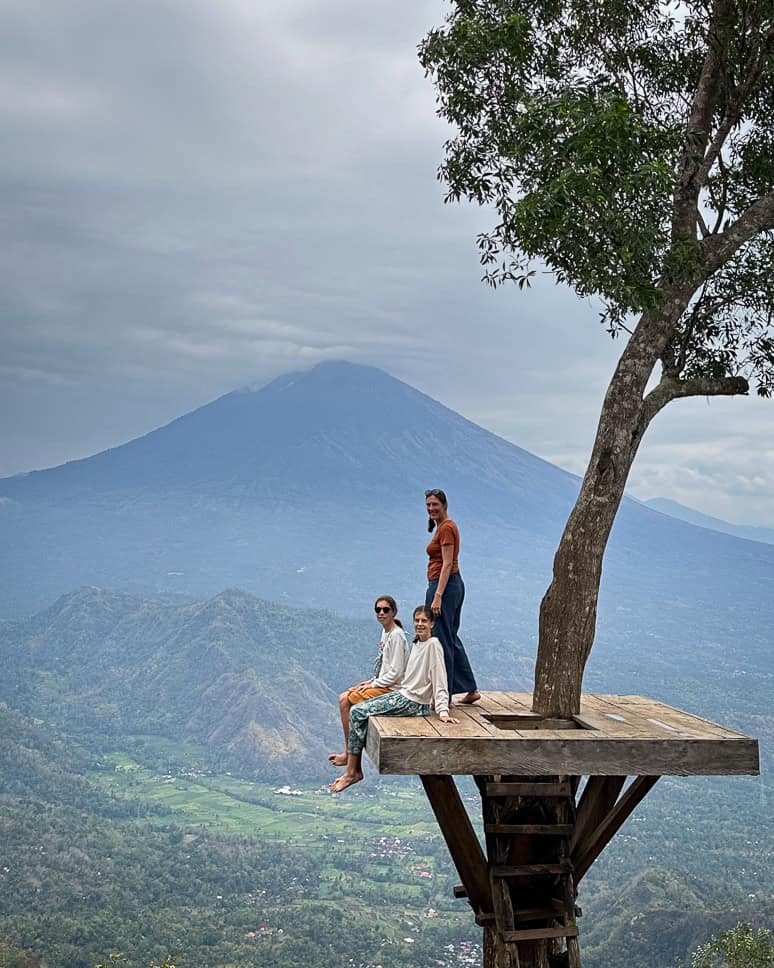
[481,778,581,966]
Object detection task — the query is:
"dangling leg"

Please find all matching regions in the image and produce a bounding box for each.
[330,693,427,793]
[328,690,352,766]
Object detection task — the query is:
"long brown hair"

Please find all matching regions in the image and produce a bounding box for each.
[425,488,448,533]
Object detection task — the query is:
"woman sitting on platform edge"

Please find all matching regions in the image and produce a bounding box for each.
[330,605,458,793]
[424,488,480,704]
[328,595,409,768]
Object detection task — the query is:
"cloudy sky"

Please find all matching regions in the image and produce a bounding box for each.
[2,0,772,525]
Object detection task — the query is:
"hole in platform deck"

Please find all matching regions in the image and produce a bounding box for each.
[482,714,595,731]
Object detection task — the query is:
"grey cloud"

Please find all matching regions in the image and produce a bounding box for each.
[1,0,771,531]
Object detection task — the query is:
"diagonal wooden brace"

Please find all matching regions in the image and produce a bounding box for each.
[420,774,493,917]
[572,776,660,882]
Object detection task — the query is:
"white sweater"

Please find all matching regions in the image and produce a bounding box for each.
[371,626,409,690]
[399,636,450,717]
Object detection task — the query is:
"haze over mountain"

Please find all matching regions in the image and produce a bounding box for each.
[2,360,773,632]
[1,362,772,773]
[645,496,774,546]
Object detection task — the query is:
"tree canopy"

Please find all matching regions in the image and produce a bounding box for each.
[420,0,774,396]
[422,1,774,719]
[686,922,774,967]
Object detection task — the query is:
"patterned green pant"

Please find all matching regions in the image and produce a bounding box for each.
[348,691,430,755]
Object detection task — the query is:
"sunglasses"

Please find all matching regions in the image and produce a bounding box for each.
[425,489,443,497]
[374,605,392,614]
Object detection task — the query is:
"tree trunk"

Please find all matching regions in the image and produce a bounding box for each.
[483,927,520,968]
[532,306,681,717]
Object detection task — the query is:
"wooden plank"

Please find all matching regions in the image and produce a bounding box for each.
[475,692,516,715]
[571,775,626,853]
[485,824,573,835]
[512,906,564,923]
[503,926,579,942]
[487,782,571,797]
[420,775,493,916]
[569,707,643,736]
[573,776,660,882]
[364,693,760,777]
[368,730,760,776]
[463,711,504,737]
[493,862,573,876]
[608,696,747,737]
[445,707,501,737]
[483,691,535,712]
[372,714,443,737]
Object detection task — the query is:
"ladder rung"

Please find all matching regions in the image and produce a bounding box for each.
[512,907,563,923]
[486,782,571,797]
[485,823,573,835]
[503,925,579,942]
[475,912,496,926]
[493,862,573,877]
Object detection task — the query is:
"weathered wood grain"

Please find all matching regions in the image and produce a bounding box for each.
[420,775,492,917]
[364,692,760,777]
[502,925,579,942]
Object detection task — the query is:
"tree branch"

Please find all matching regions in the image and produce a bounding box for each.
[639,373,749,432]
[672,0,733,239]
[697,23,774,188]
[708,149,729,234]
[702,192,774,273]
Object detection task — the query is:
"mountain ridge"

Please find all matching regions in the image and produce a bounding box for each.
[644,496,774,546]
[0,585,375,779]
[0,360,586,615]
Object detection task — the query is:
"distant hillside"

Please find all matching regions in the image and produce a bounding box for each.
[0,587,375,780]
[645,497,774,545]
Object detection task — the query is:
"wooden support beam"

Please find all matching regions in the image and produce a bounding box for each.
[493,862,573,877]
[502,926,579,942]
[485,824,574,835]
[573,776,660,882]
[570,776,626,853]
[420,775,493,916]
[512,905,564,922]
[486,781,572,797]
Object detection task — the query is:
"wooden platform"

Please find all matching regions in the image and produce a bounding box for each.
[364,693,759,777]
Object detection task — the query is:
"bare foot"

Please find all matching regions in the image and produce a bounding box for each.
[328,752,347,767]
[330,771,363,793]
[458,690,481,704]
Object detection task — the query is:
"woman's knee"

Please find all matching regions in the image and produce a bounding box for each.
[350,705,368,727]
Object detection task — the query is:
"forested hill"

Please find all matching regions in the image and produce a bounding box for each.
[0,586,373,780]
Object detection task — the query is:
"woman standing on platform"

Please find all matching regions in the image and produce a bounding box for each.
[424,488,480,704]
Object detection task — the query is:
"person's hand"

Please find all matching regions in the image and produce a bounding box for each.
[439,714,459,724]
[431,594,442,616]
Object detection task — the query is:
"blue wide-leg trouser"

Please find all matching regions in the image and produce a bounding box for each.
[426,572,477,695]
